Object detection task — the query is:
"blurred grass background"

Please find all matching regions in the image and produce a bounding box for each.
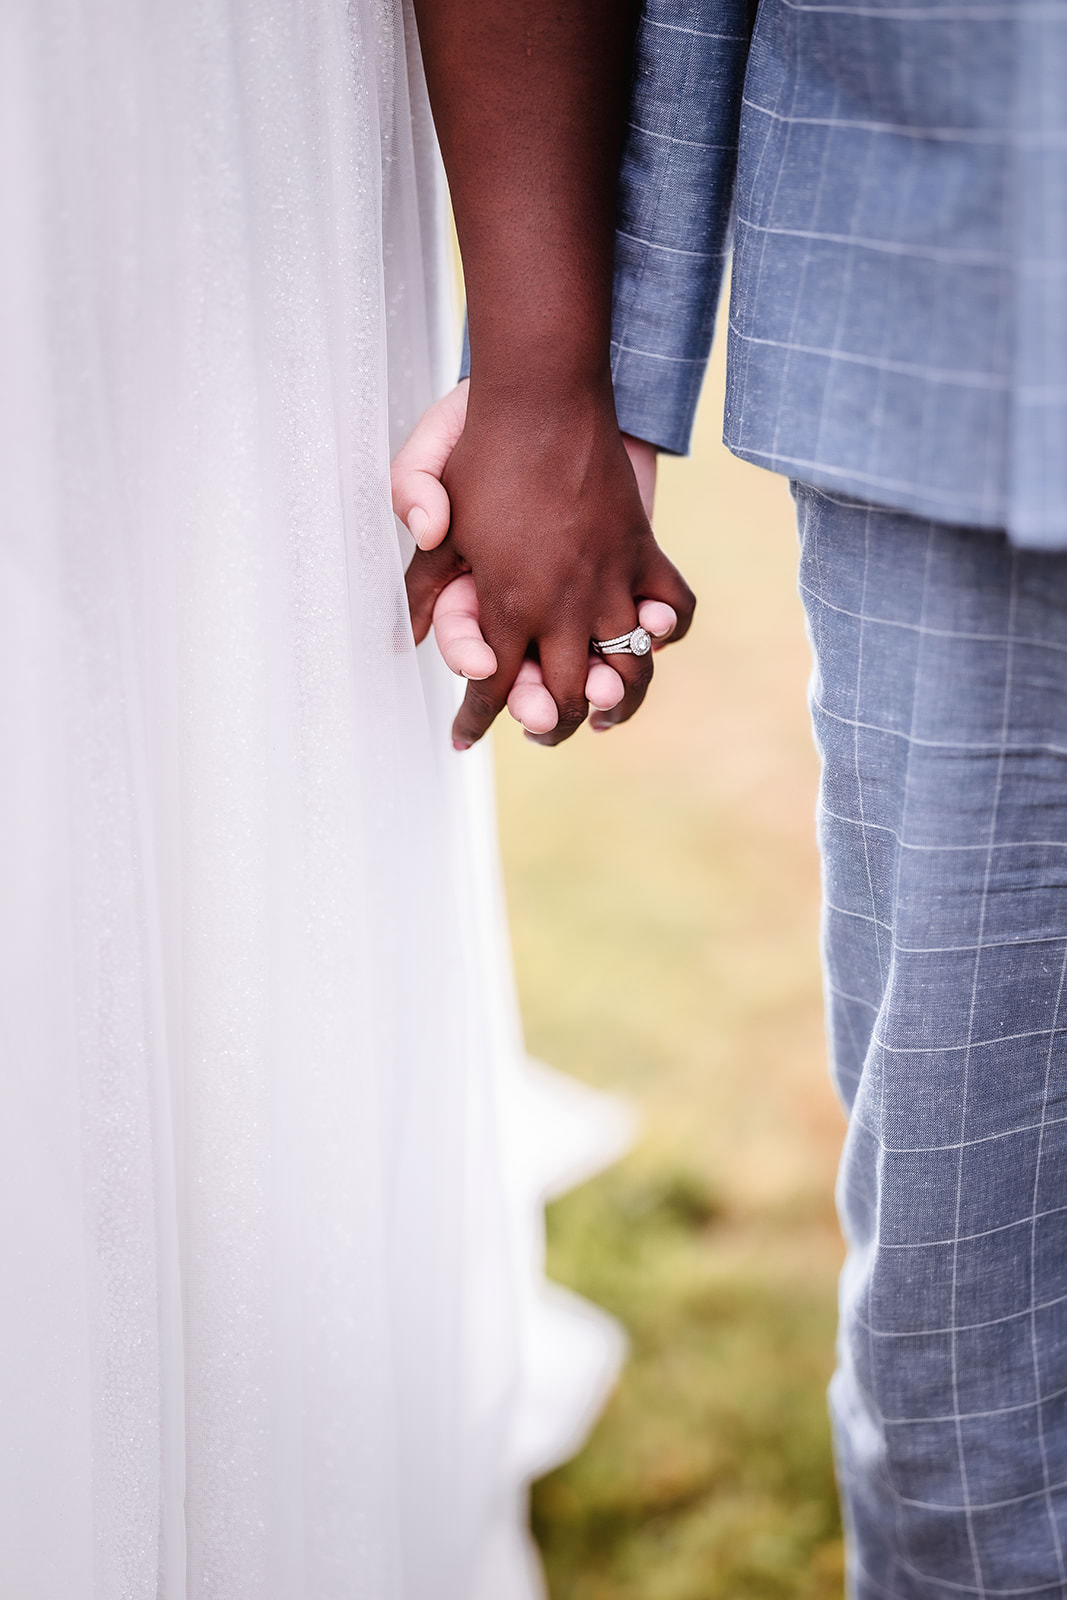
[493,333,848,1598]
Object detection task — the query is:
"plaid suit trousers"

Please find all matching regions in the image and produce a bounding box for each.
[799,482,1067,1597]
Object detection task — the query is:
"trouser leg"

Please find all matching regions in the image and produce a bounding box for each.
[797,482,1067,1599]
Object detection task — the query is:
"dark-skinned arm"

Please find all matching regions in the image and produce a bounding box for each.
[406,0,694,748]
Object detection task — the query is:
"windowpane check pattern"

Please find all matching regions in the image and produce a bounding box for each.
[798,482,1067,1597]
[612,0,1067,548]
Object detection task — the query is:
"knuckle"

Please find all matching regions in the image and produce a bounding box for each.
[621,678,650,713]
[424,549,459,587]
[462,684,500,721]
[555,697,588,733]
[532,692,583,741]
[490,585,530,631]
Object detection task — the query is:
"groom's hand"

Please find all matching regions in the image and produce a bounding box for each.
[392,381,661,543]
[405,0,694,747]
[392,383,686,741]
[399,383,695,748]
[429,574,681,737]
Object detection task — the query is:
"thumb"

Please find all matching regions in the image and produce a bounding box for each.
[406,542,468,646]
[392,469,452,551]
[391,382,469,551]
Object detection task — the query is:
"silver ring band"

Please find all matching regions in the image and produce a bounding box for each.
[593,626,652,658]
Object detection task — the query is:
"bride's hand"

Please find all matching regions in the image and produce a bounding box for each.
[430,574,680,737]
[391,382,693,745]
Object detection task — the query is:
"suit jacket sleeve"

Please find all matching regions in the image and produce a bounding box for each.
[611,0,752,455]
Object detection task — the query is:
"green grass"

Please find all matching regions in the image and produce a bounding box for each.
[493,338,847,1597]
[532,1175,843,1600]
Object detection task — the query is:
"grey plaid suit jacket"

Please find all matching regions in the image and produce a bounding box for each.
[611,0,1067,549]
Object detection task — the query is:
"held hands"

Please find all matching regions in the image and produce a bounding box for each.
[392,379,694,747]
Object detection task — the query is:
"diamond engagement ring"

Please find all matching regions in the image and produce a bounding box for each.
[593,626,652,658]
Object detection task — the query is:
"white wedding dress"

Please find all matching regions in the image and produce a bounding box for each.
[0,3,630,1596]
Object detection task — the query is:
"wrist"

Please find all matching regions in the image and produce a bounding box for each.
[464,362,617,434]
[465,290,614,407]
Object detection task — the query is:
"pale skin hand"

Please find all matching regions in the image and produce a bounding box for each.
[391,381,670,736]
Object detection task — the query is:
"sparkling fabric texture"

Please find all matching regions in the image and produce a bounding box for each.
[0,4,628,1596]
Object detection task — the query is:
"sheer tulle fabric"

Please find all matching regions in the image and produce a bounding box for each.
[0,4,627,1595]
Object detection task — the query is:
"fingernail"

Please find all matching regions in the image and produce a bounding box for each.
[408,507,429,543]
[591,720,613,733]
[453,737,472,752]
